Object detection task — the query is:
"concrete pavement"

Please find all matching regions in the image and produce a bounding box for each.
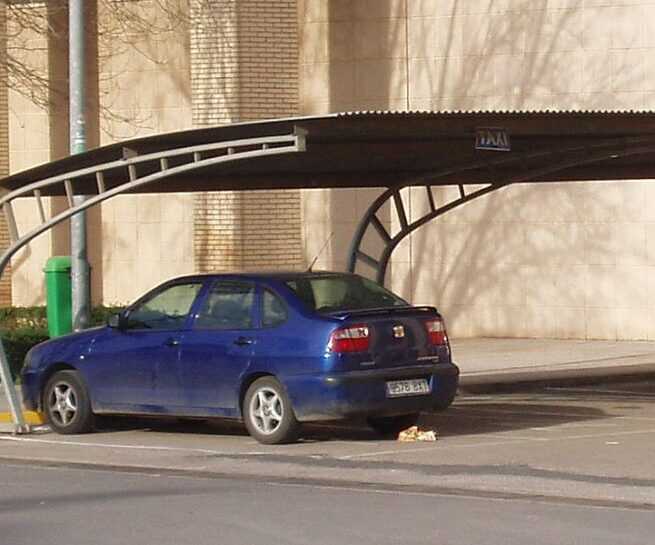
[4,463,654,545]
[1,384,655,507]
[1,338,655,507]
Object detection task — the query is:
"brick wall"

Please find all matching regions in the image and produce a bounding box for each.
[191,0,302,273]
[0,3,11,305]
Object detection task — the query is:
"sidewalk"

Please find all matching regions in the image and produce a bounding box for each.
[453,338,655,386]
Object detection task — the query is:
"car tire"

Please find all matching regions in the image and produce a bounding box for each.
[243,377,300,445]
[43,370,94,434]
[433,377,458,411]
[242,377,300,445]
[367,413,420,437]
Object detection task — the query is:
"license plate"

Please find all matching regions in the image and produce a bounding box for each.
[386,378,431,398]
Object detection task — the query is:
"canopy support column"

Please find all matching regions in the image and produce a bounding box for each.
[348,138,655,285]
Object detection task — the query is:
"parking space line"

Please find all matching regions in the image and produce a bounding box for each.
[547,387,655,396]
[339,426,655,459]
[337,438,531,459]
[455,406,655,421]
[0,435,267,457]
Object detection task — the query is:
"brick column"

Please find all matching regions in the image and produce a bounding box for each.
[190,0,302,273]
[0,2,11,305]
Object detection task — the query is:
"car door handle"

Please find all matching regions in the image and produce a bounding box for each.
[234,337,254,346]
[164,338,180,347]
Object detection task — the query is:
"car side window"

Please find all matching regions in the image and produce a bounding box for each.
[127,283,202,330]
[262,289,287,328]
[194,281,255,330]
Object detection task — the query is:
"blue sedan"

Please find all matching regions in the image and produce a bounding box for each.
[22,272,460,444]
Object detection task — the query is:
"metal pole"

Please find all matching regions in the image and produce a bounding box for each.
[0,252,28,432]
[0,343,28,432]
[69,0,90,330]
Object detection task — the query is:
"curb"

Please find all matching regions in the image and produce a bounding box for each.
[0,411,45,426]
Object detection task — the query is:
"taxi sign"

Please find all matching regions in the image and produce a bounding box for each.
[475,127,510,151]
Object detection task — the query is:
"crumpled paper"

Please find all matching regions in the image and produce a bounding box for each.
[397,425,437,442]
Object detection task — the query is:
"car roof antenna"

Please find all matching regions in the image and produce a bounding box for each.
[307,231,334,272]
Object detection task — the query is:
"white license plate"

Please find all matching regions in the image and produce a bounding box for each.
[386,378,431,398]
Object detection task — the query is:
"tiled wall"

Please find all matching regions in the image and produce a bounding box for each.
[98,0,194,303]
[299,0,655,340]
[7,3,52,306]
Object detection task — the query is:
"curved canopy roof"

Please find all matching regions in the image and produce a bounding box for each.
[4,110,655,196]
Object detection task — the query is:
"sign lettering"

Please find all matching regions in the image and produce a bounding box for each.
[475,128,511,152]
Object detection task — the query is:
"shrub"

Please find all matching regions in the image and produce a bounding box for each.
[1,328,49,381]
[0,307,48,331]
[90,305,124,326]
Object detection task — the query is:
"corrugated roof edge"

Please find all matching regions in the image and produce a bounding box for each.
[336,109,655,116]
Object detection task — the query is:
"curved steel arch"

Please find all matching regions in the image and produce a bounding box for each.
[348,137,655,284]
[0,130,306,433]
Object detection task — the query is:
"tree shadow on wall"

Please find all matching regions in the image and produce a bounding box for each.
[316,0,638,339]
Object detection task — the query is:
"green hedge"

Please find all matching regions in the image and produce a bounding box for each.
[2,328,49,380]
[0,306,48,331]
[0,305,124,381]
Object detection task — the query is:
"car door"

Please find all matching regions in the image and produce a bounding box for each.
[177,280,257,415]
[87,281,203,411]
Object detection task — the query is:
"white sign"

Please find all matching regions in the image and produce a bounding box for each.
[475,128,511,152]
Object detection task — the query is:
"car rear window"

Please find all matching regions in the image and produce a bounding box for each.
[285,275,408,313]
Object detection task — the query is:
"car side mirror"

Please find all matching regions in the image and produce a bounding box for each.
[107,312,127,330]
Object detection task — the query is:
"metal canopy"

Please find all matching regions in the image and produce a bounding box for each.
[5,109,655,433]
[5,110,655,196]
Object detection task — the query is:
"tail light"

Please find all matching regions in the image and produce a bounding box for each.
[328,323,370,353]
[425,317,448,346]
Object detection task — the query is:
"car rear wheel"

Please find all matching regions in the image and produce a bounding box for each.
[367,413,420,437]
[243,377,299,444]
[43,370,94,434]
[433,377,459,411]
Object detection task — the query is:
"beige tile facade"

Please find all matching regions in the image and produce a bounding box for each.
[6,0,655,341]
[6,1,303,307]
[97,0,195,303]
[7,2,52,306]
[299,0,655,340]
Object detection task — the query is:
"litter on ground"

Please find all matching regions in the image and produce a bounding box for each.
[397,425,437,442]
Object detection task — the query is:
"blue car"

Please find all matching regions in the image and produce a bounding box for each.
[22,272,459,444]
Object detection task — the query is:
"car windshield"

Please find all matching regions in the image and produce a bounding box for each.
[285,274,408,313]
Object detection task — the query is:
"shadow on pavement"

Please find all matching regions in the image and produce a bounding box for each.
[92,394,611,443]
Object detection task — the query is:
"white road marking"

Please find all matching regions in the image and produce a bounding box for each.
[547,387,655,396]
[338,427,655,459]
[0,435,267,457]
[456,406,655,422]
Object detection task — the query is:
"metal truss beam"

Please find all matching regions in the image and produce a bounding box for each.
[348,136,655,285]
[0,129,306,433]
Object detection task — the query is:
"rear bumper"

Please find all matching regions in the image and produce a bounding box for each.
[285,362,459,421]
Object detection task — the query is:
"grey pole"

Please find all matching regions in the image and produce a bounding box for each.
[69,0,90,330]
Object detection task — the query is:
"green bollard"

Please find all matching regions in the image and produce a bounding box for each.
[43,256,73,338]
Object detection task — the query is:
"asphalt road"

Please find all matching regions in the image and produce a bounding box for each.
[1,462,654,545]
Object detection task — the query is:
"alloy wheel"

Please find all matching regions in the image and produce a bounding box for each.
[249,386,284,435]
[47,381,78,428]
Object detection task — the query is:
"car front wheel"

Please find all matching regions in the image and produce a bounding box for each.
[243,377,299,444]
[43,370,94,434]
